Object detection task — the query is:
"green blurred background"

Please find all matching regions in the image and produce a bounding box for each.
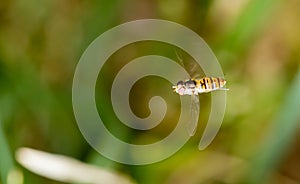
[1,0,300,183]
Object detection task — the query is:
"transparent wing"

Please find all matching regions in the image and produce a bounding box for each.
[188,95,200,136]
[187,61,201,79]
[175,50,201,78]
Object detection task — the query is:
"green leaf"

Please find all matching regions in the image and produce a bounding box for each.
[246,69,300,183]
[0,118,14,184]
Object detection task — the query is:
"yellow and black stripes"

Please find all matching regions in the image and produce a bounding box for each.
[195,77,226,92]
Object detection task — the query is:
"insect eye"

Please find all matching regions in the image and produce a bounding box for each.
[185,80,196,88]
[177,81,184,86]
[185,80,196,89]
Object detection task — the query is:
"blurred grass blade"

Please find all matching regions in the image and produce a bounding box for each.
[246,70,300,184]
[0,118,14,184]
[16,147,135,184]
[220,0,282,54]
[7,168,23,184]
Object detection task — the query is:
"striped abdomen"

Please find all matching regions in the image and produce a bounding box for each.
[195,77,226,92]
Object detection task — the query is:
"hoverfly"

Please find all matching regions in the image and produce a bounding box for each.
[173,77,228,96]
[172,53,228,136]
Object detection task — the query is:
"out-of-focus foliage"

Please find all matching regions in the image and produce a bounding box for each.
[0,0,300,183]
